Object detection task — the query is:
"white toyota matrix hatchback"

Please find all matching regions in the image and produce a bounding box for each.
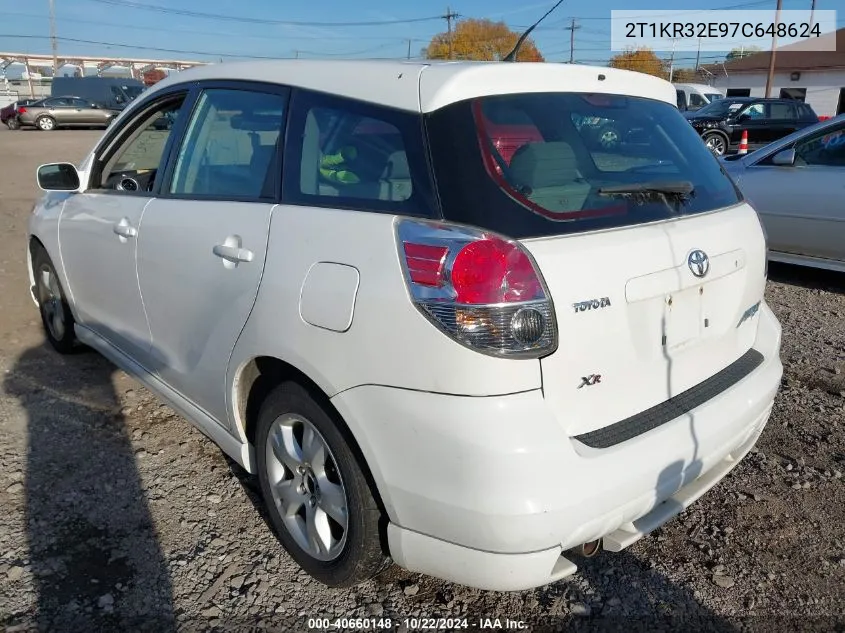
[28,60,782,591]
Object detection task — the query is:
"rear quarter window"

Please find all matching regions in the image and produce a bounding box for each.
[425,92,742,239]
[282,89,437,217]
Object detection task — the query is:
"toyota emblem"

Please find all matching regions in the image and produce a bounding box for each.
[688,250,710,278]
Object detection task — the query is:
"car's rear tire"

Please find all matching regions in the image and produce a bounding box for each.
[33,246,79,354]
[36,115,56,131]
[255,381,389,587]
[6,118,20,130]
[702,131,727,156]
[596,123,621,150]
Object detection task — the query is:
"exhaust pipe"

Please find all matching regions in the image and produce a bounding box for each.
[576,538,602,558]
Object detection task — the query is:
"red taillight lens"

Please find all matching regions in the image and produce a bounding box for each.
[452,237,542,304]
[397,219,558,358]
[403,242,448,287]
[17,107,26,114]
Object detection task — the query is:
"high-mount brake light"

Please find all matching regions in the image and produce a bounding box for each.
[397,219,557,359]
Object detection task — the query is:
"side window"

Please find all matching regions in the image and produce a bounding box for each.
[688,93,706,108]
[93,93,187,193]
[110,86,127,104]
[45,98,68,107]
[283,90,434,216]
[168,88,287,200]
[676,90,686,109]
[742,103,766,119]
[769,103,795,120]
[70,98,90,108]
[795,124,845,167]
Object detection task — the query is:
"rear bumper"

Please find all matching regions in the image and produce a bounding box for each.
[330,302,782,591]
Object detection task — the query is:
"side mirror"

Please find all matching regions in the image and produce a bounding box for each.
[90,103,99,109]
[736,113,751,123]
[771,148,796,166]
[37,163,81,191]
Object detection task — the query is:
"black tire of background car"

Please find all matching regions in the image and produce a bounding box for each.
[33,246,80,354]
[6,118,20,130]
[255,381,390,587]
[702,131,728,156]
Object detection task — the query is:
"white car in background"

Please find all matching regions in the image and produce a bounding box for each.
[27,59,782,591]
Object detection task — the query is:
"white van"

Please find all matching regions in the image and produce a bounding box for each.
[675,83,725,112]
[29,60,782,591]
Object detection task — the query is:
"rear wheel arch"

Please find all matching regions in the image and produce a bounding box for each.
[235,355,392,553]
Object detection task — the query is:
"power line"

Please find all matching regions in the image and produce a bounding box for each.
[5,10,433,42]
[0,33,304,59]
[513,0,775,24]
[85,0,444,27]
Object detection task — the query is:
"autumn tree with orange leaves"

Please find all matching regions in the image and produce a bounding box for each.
[424,18,544,62]
[608,47,667,79]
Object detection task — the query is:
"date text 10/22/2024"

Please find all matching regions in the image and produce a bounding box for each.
[307,617,529,631]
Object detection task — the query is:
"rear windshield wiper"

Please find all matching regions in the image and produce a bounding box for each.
[597,181,695,200]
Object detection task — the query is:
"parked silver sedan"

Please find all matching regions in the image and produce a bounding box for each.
[17,95,119,131]
[721,114,845,272]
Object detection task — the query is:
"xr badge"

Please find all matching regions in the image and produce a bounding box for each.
[578,374,602,389]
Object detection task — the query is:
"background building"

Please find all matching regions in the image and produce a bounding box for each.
[706,27,845,118]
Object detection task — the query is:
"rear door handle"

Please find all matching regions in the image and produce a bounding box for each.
[113,219,137,238]
[213,243,254,263]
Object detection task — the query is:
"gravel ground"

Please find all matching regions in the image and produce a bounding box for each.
[1,128,844,633]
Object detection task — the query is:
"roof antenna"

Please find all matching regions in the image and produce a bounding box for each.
[502,0,565,62]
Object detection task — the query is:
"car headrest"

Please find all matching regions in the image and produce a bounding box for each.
[509,142,580,189]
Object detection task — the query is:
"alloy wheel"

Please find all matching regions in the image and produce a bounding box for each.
[265,413,349,561]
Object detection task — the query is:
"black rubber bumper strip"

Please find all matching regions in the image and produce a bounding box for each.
[573,348,765,449]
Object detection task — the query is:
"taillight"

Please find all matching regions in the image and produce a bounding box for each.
[396,218,557,358]
[17,107,26,114]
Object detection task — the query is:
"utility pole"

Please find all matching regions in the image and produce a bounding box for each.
[407,39,412,60]
[49,0,58,77]
[564,18,581,63]
[24,58,35,98]
[443,7,459,59]
[694,37,702,72]
[809,0,816,29]
[668,38,677,82]
[764,0,783,97]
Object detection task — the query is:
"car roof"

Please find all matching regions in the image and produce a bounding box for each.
[143,59,677,113]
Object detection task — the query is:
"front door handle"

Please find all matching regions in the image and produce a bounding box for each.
[213,244,254,263]
[113,218,137,238]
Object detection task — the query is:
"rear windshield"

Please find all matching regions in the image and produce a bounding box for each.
[425,92,742,238]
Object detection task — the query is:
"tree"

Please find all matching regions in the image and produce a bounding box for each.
[671,67,699,83]
[726,46,761,60]
[424,18,544,62]
[608,47,667,79]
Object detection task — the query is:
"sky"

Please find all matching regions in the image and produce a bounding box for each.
[1,0,842,76]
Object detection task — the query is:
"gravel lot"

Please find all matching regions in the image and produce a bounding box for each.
[1,128,844,632]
